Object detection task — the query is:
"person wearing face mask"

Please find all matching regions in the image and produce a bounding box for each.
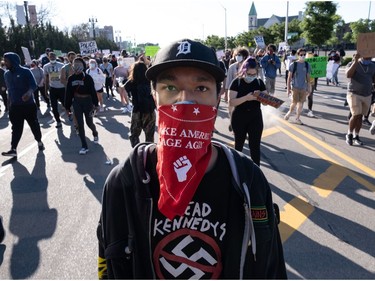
[229,57,266,166]
[43,52,66,128]
[224,47,249,131]
[87,59,106,113]
[65,58,99,155]
[345,53,375,146]
[97,39,287,279]
[285,48,311,125]
[100,56,114,98]
[113,56,132,113]
[260,44,281,96]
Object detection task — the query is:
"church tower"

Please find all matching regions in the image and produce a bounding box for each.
[248,2,257,31]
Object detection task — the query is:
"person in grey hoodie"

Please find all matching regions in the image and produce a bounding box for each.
[1,52,44,157]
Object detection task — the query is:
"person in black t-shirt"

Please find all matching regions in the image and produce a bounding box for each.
[229,57,266,166]
[124,61,156,147]
[97,39,287,280]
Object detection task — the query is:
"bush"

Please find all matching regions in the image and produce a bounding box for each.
[341,57,353,66]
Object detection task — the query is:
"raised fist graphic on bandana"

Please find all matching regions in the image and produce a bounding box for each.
[173,156,192,182]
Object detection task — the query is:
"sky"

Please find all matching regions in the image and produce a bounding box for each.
[11,0,375,47]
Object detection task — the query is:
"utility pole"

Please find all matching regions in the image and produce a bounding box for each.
[285,1,289,46]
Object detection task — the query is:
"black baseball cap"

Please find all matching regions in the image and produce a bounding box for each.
[146,39,225,82]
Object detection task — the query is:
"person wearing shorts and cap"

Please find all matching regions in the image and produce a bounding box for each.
[97,39,287,279]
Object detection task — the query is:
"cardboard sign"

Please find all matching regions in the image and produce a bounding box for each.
[357,32,375,58]
[254,36,266,49]
[305,56,328,78]
[123,57,135,68]
[21,46,32,65]
[253,91,284,108]
[79,41,98,55]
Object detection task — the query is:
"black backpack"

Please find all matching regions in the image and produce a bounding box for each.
[136,83,156,113]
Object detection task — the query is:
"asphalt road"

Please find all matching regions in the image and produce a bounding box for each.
[0,67,374,279]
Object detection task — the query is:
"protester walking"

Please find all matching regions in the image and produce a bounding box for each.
[285,48,311,125]
[345,53,375,146]
[43,52,66,128]
[123,61,156,147]
[65,58,99,155]
[229,57,266,166]
[30,60,50,109]
[1,52,44,157]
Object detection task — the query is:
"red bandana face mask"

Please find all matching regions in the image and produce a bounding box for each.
[156,103,217,220]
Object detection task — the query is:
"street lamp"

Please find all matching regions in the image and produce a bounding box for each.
[219,2,228,50]
[89,17,97,40]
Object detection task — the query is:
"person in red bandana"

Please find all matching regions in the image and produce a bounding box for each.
[97,39,287,280]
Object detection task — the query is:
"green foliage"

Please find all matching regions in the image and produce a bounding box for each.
[0,20,119,60]
[300,1,338,47]
[349,19,375,43]
[341,56,353,66]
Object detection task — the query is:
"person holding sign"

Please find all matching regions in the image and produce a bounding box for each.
[229,57,266,166]
[345,53,375,146]
[97,39,287,279]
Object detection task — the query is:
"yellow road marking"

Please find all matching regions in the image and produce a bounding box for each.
[279,117,375,177]
[279,196,315,243]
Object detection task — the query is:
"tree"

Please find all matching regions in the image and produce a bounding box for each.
[300,1,338,47]
[348,19,375,43]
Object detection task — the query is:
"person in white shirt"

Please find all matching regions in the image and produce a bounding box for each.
[87,59,106,112]
[284,49,297,89]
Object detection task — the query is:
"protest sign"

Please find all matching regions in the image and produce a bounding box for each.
[253,91,284,108]
[79,41,98,55]
[357,32,375,58]
[254,36,266,49]
[145,46,160,58]
[21,46,32,65]
[305,56,327,78]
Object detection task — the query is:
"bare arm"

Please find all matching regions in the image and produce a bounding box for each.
[346,53,361,78]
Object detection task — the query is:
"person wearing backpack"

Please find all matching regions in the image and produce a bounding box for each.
[123,61,156,147]
[229,57,266,166]
[97,39,287,279]
[285,48,311,125]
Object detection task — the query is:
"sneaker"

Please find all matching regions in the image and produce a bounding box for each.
[284,112,291,121]
[99,106,104,112]
[121,107,128,114]
[307,110,315,118]
[295,118,303,125]
[38,141,45,151]
[370,120,375,135]
[79,148,89,155]
[0,215,5,243]
[2,149,17,157]
[94,136,99,144]
[55,122,62,128]
[346,133,353,146]
[353,136,364,145]
[126,104,133,112]
[362,119,371,126]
